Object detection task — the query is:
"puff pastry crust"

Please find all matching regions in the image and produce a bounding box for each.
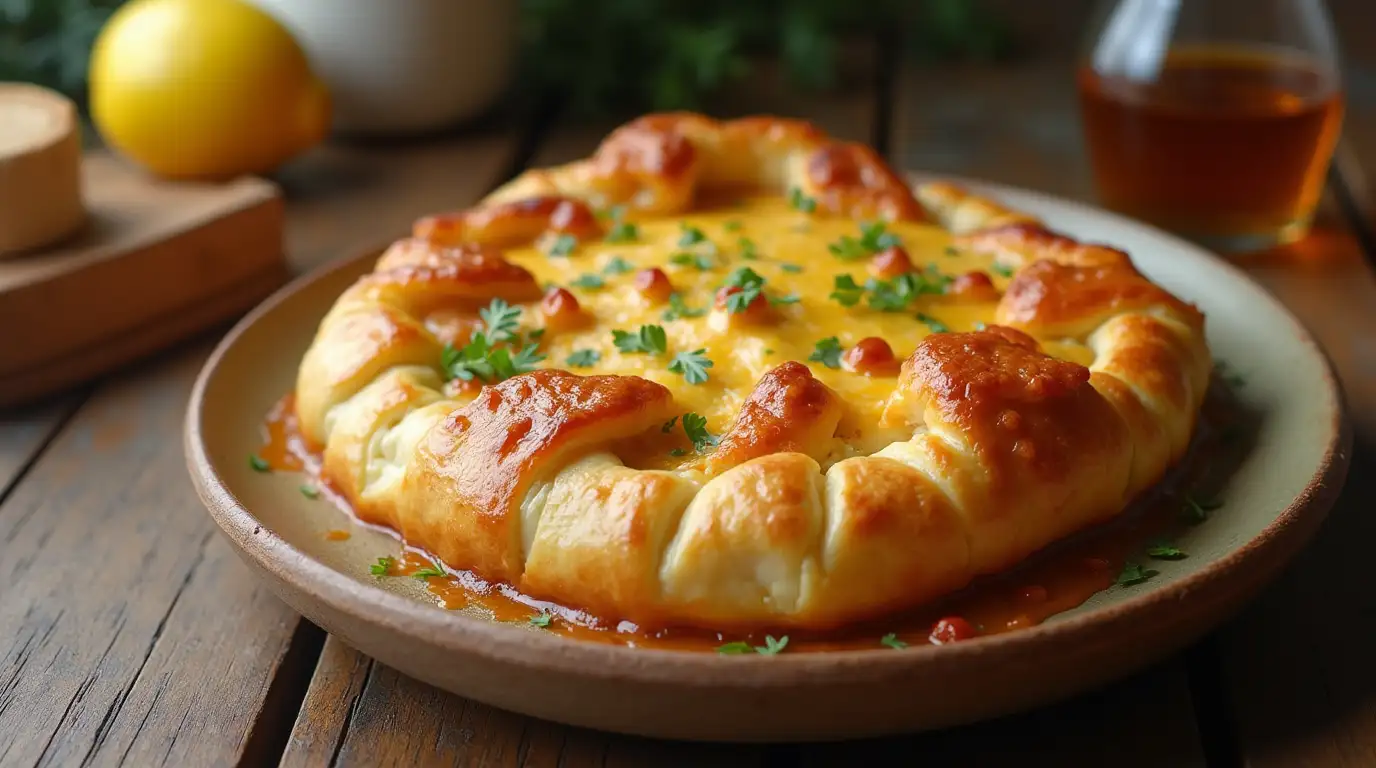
[296,113,1211,630]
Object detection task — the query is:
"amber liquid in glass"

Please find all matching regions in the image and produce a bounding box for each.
[1078,45,1343,249]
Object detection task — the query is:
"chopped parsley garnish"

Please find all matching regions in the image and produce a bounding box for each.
[866,273,931,312]
[249,454,270,473]
[880,633,908,650]
[682,412,718,453]
[662,415,679,433]
[669,251,714,270]
[370,556,394,577]
[602,256,635,274]
[529,612,553,627]
[723,220,743,232]
[597,204,626,221]
[661,293,707,321]
[411,561,447,580]
[605,221,639,243]
[668,349,713,384]
[442,333,546,382]
[479,298,521,343]
[991,263,1015,278]
[1182,494,1223,524]
[716,641,753,655]
[569,273,605,290]
[565,349,601,368]
[612,324,668,355]
[678,223,709,246]
[737,237,759,260]
[769,292,801,306]
[828,221,902,260]
[756,635,789,655]
[916,313,950,333]
[1147,542,1187,560]
[300,485,320,499]
[788,187,817,213]
[1116,563,1159,586]
[829,275,865,307]
[527,328,546,342]
[809,337,844,369]
[779,263,803,273]
[545,233,578,257]
[722,266,767,314]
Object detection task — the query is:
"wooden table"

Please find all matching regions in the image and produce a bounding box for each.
[6,53,1376,767]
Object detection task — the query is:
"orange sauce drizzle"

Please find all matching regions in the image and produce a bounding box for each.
[261,387,1247,652]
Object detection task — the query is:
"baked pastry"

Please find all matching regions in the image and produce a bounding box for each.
[296,113,1211,631]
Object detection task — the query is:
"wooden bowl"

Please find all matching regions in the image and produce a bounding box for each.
[185,181,1349,741]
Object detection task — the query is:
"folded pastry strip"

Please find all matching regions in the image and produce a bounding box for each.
[296,112,1212,630]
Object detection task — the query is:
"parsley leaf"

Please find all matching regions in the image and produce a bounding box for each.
[756,635,789,655]
[1116,563,1159,586]
[769,292,800,306]
[779,263,803,273]
[828,221,901,260]
[678,223,709,246]
[723,220,743,232]
[569,273,605,290]
[866,274,919,312]
[880,633,908,649]
[661,293,707,322]
[412,560,447,580]
[724,266,765,289]
[249,454,270,473]
[602,256,635,274]
[682,412,718,453]
[1147,542,1188,560]
[370,556,394,577]
[716,641,753,655]
[1182,494,1223,524]
[991,263,1015,278]
[565,349,601,367]
[809,337,844,369]
[788,187,817,213]
[669,349,713,384]
[530,612,553,627]
[479,298,521,342]
[605,221,639,243]
[612,324,668,355]
[829,274,865,307]
[546,233,578,257]
[670,252,714,270]
[299,485,320,499]
[597,204,626,221]
[738,236,759,260]
[722,266,766,314]
[442,330,546,383]
[916,313,950,333]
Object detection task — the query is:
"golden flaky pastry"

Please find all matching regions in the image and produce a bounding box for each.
[296,113,1211,631]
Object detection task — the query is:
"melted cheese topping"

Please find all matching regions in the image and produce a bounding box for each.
[494,195,1090,462]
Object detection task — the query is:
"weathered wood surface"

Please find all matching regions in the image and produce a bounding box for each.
[0,395,78,496]
[0,126,521,767]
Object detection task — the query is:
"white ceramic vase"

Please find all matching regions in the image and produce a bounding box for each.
[249,0,518,136]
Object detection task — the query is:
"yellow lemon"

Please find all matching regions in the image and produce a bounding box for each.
[89,0,330,179]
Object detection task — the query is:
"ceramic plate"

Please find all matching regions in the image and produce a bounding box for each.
[185,179,1349,741]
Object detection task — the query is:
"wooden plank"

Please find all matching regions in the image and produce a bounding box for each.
[0,125,523,766]
[0,344,309,766]
[0,395,79,496]
[294,58,882,766]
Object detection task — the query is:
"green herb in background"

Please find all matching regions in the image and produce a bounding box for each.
[6,0,1006,114]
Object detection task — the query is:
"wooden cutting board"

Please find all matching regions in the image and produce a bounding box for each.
[0,153,287,407]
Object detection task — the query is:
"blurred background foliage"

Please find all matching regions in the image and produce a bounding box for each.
[1,0,1008,114]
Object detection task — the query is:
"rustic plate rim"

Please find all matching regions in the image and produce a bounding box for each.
[185,180,1351,689]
